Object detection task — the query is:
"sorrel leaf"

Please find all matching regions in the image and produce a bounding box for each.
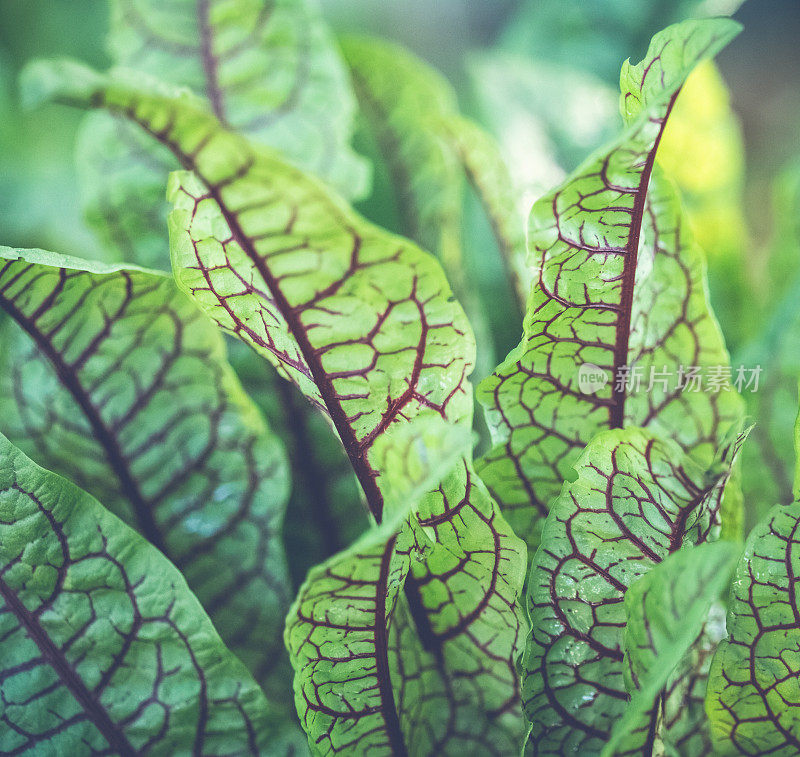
[0,247,293,708]
[706,499,800,754]
[523,426,740,755]
[443,114,529,311]
[166,162,473,510]
[287,449,527,755]
[477,18,743,549]
[78,0,367,266]
[342,35,462,264]
[0,433,292,754]
[601,541,739,756]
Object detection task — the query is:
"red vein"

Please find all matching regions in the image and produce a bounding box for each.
[610,90,679,428]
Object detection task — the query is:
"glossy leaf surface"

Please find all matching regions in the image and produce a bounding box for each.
[478,19,743,549]
[523,427,739,755]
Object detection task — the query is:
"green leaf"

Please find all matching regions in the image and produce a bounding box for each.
[342,35,462,266]
[477,19,743,551]
[442,115,529,314]
[706,500,800,754]
[0,432,289,754]
[0,246,294,712]
[165,156,473,512]
[601,541,739,757]
[523,426,741,755]
[286,451,527,755]
[23,57,528,750]
[76,0,369,266]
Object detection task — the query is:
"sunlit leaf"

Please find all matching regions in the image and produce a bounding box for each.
[477,19,743,550]
[523,427,741,755]
[657,59,751,352]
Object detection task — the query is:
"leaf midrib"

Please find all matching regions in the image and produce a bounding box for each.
[196,0,228,127]
[0,573,137,756]
[609,90,679,429]
[0,277,169,555]
[127,99,447,662]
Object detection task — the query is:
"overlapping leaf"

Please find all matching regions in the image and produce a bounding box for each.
[443,115,529,313]
[79,0,368,267]
[22,58,528,752]
[706,499,800,755]
[343,36,463,268]
[69,0,375,575]
[602,541,738,756]
[477,19,743,549]
[165,161,473,512]
[288,452,526,755]
[523,427,741,755]
[0,247,293,710]
[21,55,475,524]
[0,433,291,754]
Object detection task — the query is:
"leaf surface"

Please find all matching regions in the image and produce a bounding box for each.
[443,114,529,313]
[79,0,367,266]
[707,500,800,755]
[0,246,293,709]
[523,427,740,755]
[477,19,743,549]
[0,433,287,755]
[343,36,526,365]
[602,541,739,756]
[287,421,526,755]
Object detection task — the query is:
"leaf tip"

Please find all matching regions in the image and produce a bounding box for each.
[19,57,101,111]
